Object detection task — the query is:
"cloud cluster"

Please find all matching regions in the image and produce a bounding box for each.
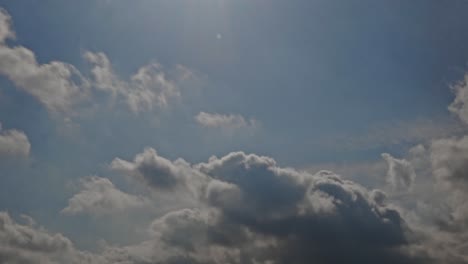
[106,149,415,263]
[0,8,181,115]
[0,122,30,158]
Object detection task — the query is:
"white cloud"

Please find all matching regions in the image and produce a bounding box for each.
[195,112,258,131]
[0,9,183,115]
[0,212,103,264]
[62,176,148,216]
[382,153,416,192]
[0,9,90,114]
[0,122,30,158]
[84,51,180,113]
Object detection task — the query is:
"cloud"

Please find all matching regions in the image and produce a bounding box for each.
[377,73,468,263]
[428,136,468,237]
[449,74,468,125]
[106,148,417,264]
[0,8,183,115]
[111,148,194,190]
[0,123,30,158]
[195,112,258,131]
[84,51,180,113]
[62,176,148,216]
[382,153,416,192]
[0,9,90,114]
[0,146,430,263]
[0,212,102,264]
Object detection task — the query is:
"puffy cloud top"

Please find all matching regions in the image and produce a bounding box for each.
[109,148,413,264]
[0,123,30,158]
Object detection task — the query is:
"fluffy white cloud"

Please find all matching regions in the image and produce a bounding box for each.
[0,8,183,115]
[84,51,180,113]
[0,9,90,113]
[195,112,258,131]
[0,123,30,158]
[62,176,148,215]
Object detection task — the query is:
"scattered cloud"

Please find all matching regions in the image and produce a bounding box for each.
[2,4,468,264]
[0,8,184,116]
[84,51,180,113]
[0,122,30,158]
[0,9,89,114]
[195,112,258,131]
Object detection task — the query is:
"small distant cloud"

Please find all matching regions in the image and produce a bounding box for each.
[0,122,30,159]
[195,112,258,131]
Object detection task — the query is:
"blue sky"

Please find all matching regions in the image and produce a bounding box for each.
[1,1,468,263]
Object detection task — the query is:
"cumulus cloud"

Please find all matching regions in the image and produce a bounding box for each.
[0,8,183,115]
[0,123,30,158]
[426,135,468,238]
[0,9,90,113]
[107,148,416,264]
[0,212,102,264]
[84,51,180,113]
[62,176,148,215]
[195,112,258,131]
[375,74,468,263]
[111,148,196,190]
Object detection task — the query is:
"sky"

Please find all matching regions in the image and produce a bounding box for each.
[1,0,468,263]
